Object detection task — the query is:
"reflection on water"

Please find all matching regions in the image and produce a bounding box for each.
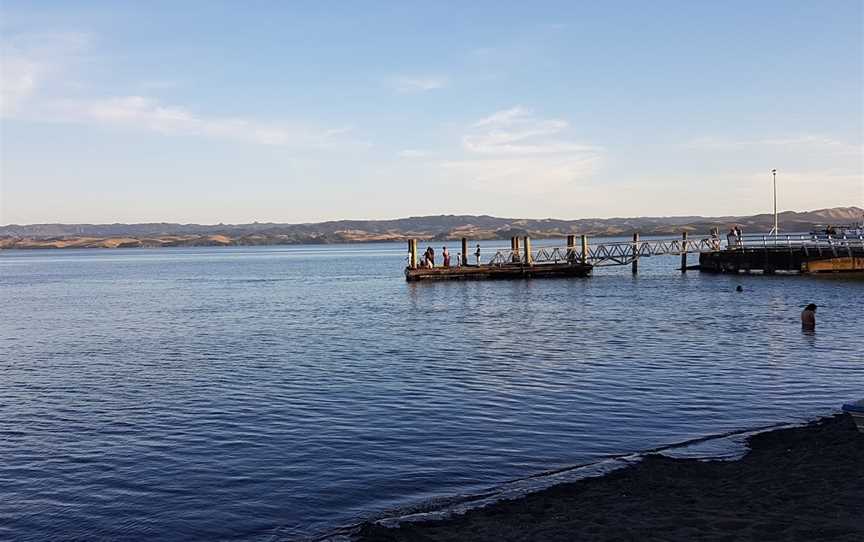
[1,244,862,541]
[802,329,817,348]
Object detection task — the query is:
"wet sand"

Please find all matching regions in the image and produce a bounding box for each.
[358,414,864,541]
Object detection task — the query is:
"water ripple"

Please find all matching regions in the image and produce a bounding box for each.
[1,245,862,541]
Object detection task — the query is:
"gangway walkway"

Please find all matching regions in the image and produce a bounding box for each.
[485,234,864,268]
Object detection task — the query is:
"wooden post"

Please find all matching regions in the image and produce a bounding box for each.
[523,236,532,265]
[581,234,589,265]
[408,239,417,269]
[566,234,576,262]
[632,232,639,275]
[513,237,521,263]
[461,237,468,267]
[681,231,688,272]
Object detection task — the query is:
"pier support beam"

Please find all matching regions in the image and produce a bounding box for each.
[681,231,688,272]
[632,232,640,275]
[566,235,576,262]
[408,239,418,269]
[581,235,589,265]
[461,237,468,267]
[523,236,532,265]
[513,237,521,263]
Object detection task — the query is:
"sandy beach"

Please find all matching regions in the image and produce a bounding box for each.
[358,414,864,541]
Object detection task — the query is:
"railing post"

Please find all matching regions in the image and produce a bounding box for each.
[461,237,468,267]
[632,232,639,275]
[681,231,688,272]
[408,239,417,269]
[523,236,532,265]
[581,235,589,265]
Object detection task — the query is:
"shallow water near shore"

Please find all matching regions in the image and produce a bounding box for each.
[1,242,862,541]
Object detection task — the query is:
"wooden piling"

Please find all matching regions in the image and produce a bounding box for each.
[524,236,532,265]
[581,235,589,265]
[632,232,639,275]
[408,239,418,269]
[567,234,576,261]
[513,237,521,263]
[461,238,468,267]
[681,231,688,272]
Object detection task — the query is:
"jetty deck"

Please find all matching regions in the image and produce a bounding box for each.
[405,232,864,281]
[405,236,592,282]
[699,234,864,274]
[406,262,592,282]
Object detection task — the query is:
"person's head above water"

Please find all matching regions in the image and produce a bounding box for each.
[805,303,817,311]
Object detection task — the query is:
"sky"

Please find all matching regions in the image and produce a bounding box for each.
[1,1,862,225]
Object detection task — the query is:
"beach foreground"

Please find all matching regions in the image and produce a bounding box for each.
[358,414,863,541]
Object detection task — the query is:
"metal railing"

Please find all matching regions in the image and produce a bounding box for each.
[730,233,864,259]
[481,234,864,268]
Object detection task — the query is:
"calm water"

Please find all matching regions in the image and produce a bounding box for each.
[1,243,862,540]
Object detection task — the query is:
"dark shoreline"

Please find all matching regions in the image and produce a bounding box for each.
[357,414,864,541]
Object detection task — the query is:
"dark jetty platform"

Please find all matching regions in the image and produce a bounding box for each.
[405,262,592,282]
[699,238,864,274]
[406,236,593,282]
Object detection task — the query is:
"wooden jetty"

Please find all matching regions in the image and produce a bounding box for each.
[699,235,864,275]
[406,236,592,282]
[405,232,864,281]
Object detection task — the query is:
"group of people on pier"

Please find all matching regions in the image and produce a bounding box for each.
[710,226,744,249]
[421,244,482,268]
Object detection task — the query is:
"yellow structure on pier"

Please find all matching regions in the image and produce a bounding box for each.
[802,256,864,274]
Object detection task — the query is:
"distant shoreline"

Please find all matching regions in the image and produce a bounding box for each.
[3,205,860,250]
[2,206,861,250]
[0,232,675,250]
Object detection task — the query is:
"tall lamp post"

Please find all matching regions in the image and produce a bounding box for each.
[771,169,778,237]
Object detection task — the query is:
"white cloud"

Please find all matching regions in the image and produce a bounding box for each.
[469,47,495,58]
[685,135,861,155]
[741,169,863,204]
[1,34,363,150]
[441,107,604,193]
[32,95,358,148]
[1,32,90,115]
[472,106,532,127]
[139,80,180,91]
[391,75,449,93]
[0,54,40,115]
[442,155,601,194]
[463,106,599,155]
[398,149,430,158]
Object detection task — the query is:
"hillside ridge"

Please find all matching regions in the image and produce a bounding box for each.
[1,206,861,249]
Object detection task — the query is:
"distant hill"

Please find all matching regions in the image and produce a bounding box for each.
[1,206,861,249]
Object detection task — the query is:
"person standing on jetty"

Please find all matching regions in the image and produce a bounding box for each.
[442,246,450,268]
[801,303,817,331]
[727,228,737,250]
[425,246,435,267]
[709,227,721,250]
[475,244,481,266]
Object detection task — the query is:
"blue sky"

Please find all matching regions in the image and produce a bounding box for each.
[1,1,861,224]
